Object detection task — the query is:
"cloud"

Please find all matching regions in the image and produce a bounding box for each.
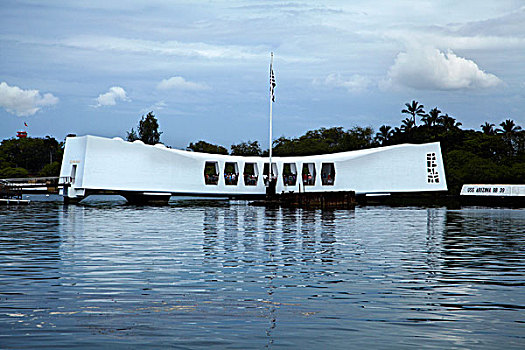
[381,29,525,51]
[455,6,525,38]
[320,73,372,92]
[142,101,167,113]
[382,47,502,90]
[94,86,130,107]
[151,101,167,110]
[0,82,58,117]
[157,76,209,91]
[62,36,263,60]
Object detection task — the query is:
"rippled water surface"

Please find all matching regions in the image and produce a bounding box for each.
[1,195,524,349]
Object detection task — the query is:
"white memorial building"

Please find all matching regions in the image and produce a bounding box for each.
[59,135,447,202]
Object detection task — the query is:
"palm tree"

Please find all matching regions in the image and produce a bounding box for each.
[481,122,495,135]
[437,114,462,130]
[375,125,393,144]
[496,119,522,135]
[496,119,522,156]
[401,117,415,132]
[402,100,426,126]
[422,107,441,127]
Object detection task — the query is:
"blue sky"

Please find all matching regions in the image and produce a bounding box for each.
[1,0,524,149]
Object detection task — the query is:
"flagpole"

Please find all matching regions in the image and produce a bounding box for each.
[269,52,274,183]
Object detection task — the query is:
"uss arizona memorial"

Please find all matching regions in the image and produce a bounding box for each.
[59,135,447,203]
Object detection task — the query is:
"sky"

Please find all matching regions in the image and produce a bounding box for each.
[1,0,524,149]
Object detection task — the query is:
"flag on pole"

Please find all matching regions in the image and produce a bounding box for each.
[270,62,276,102]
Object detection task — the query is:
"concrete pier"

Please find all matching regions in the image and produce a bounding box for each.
[122,192,171,205]
[252,191,356,209]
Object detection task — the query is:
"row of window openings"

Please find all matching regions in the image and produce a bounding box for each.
[204,162,336,186]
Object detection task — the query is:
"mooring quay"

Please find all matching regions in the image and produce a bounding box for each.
[0,177,70,205]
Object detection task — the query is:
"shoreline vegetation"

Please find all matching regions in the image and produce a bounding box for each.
[1,101,523,195]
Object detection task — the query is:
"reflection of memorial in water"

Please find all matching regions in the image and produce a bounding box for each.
[5,201,523,348]
[222,207,240,267]
[320,211,337,264]
[424,208,445,276]
[262,207,279,255]
[203,205,266,267]
[300,209,318,263]
[202,207,220,261]
[262,207,280,350]
[280,208,300,267]
[241,206,259,260]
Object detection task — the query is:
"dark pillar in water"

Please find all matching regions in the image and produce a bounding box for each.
[122,192,171,205]
[63,196,85,205]
[266,179,277,198]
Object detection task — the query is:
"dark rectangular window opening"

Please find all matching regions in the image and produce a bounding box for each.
[243,163,258,186]
[263,163,278,186]
[321,163,336,186]
[204,161,219,185]
[302,163,316,186]
[283,163,297,186]
[224,162,239,185]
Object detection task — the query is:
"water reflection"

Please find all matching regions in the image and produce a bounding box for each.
[203,207,219,261]
[281,208,300,267]
[0,204,61,291]
[425,208,444,276]
[441,209,525,286]
[320,210,337,264]
[0,200,523,349]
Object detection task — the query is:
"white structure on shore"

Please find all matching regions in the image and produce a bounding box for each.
[461,184,525,197]
[59,135,447,202]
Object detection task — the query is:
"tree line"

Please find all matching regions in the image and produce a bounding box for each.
[185,101,524,194]
[1,104,523,196]
[0,136,63,178]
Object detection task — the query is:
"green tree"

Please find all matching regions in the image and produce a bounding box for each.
[481,122,495,135]
[402,100,426,126]
[375,125,393,145]
[0,136,63,177]
[343,126,375,150]
[126,128,139,142]
[272,126,374,156]
[187,140,228,154]
[422,107,441,128]
[496,119,522,135]
[127,112,162,145]
[496,119,523,156]
[0,167,28,178]
[39,161,61,177]
[400,117,415,132]
[445,150,508,194]
[437,114,462,131]
[231,140,262,156]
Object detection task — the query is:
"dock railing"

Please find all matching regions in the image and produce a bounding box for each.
[1,176,61,187]
[0,176,69,197]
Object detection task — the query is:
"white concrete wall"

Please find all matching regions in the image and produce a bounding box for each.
[60,135,447,198]
[59,136,87,197]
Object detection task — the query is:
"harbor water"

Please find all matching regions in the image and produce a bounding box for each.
[1,195,524,349]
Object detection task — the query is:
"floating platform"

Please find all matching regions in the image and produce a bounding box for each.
[251,191,356,209]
